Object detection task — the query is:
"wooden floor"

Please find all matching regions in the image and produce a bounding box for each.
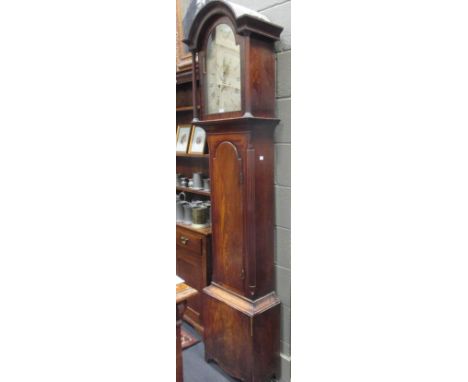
[182,322,238,382]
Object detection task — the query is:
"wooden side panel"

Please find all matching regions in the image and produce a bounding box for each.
[253,304,281,382]
[252,130,275,297]
[203,292,251,382]
[211,138,246,295]
[248,38,276,117]
[245,146,257,297]
[203,285,281,382]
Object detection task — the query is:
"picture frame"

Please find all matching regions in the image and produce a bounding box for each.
[188,126,207,155]
[176,124,192,153]
[176,0,193,72]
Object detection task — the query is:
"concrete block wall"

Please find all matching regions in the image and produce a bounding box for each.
[230,1,291,380]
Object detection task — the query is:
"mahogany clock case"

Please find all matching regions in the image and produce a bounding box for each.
[183,0,283,121]
[182,1,284,381]
[199,17,278,120]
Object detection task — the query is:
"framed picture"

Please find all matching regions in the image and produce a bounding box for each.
[176,0,193,71]
[188,126,207,154]
[176,125,192,153]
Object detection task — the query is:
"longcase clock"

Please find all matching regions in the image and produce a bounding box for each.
[184,1,283,381]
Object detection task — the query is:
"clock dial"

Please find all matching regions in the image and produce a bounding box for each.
[205,23,241,114]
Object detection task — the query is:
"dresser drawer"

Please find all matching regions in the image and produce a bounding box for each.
[176,226,211,333]
[176,227,202,254]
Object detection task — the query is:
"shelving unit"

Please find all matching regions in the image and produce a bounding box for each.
[176,67,211,334]
[176,105,200,112]
[176,105,194,112]
[176,222,212,236]
[176,186,210,197]
[176,153,209,158]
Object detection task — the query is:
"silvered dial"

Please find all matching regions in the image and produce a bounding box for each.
[205,23,241,114]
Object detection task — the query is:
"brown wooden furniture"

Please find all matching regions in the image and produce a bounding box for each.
[176,224,211,332]
[184,2,283,381]
[176,282,198,382]
[176,68,212,334]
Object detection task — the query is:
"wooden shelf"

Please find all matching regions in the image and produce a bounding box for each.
[177,222,212,236]
[176,186,210,197]
[176,106,193,112]
[176,153,209,158]
[176,105,200,112]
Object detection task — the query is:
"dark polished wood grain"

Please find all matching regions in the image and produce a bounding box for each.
[183,2,283,381]
[184,0,282,123]
[206,120,277,301]
[203,284,280,382]
[248,38,276,117]
[211,136,247,295]
[184,1,282,51]
[184,0,282,382]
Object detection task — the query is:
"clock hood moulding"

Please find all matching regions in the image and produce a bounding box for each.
[183,0,283,51]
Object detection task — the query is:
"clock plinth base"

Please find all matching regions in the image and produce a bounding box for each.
[203,283,280,382]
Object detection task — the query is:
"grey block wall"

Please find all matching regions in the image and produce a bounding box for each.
[231,1,292,381]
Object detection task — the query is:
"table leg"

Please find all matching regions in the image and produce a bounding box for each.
[176,301,187,382]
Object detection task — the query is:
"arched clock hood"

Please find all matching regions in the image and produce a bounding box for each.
[183,0,283,52]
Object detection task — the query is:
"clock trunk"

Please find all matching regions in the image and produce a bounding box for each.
[183,2,283,380]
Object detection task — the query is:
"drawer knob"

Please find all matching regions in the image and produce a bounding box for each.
[180,236,189,245]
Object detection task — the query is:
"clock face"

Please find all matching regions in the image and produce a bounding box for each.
[205,23,241,115]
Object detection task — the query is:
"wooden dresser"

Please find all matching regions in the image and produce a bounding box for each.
[175,224,211,333]
[176,68,212,334]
